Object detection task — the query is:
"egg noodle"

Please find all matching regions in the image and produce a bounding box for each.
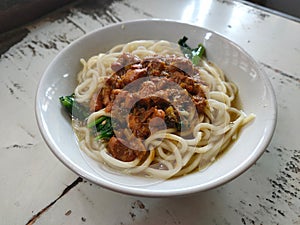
[72,40,255,179]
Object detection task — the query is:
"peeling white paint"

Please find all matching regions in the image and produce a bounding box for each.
[0,0,299,224]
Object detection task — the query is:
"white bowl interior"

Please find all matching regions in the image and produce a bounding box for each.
[36,19,276,197]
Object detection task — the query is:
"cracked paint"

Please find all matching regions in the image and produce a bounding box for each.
[0,0,299,225]
[25,177,83,225]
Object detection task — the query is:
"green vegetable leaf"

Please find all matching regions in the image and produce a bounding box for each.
[87,116,114,140]
[59,94,89,120]
[178,36,206,65]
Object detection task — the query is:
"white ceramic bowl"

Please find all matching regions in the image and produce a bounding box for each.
[35,19,277,197]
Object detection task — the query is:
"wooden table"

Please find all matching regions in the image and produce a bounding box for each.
[1,0,299,224]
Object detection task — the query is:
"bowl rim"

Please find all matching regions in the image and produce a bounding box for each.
[35,18,277,197]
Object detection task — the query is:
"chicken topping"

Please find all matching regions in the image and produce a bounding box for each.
[90,53,208,161]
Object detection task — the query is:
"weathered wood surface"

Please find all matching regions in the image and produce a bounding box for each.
[0,0,299,224]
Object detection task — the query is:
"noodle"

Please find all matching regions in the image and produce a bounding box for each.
[72,40,255,179]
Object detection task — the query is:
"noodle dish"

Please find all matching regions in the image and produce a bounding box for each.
[36,20,277,196]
